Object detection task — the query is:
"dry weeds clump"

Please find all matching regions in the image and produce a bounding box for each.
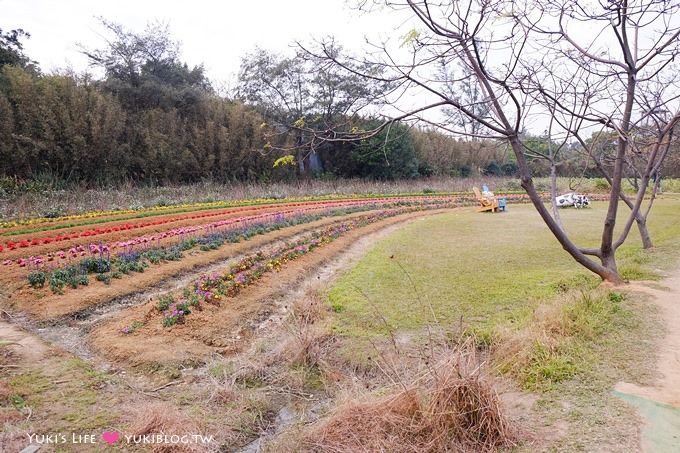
[127,402,211,453]
[262,283,335,369]
[491,288,619,389]
[283,286,335,366]
[301,343,518,452]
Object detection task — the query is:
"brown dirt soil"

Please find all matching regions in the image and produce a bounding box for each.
[87,210,448,367]
[1,210,400,321]
[615,270,680,408]
[0,318,224,452]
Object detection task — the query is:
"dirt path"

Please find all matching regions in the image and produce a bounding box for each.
[616,271,680,407]
[614,269,680,451]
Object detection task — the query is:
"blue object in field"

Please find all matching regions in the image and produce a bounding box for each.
[482,184,506,211]
[498,197,506,211]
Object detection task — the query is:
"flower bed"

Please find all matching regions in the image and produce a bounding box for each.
[0,195,458,254]
[17,199,454,296]
[129,202,455,330]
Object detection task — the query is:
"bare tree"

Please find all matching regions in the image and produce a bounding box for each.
[237,45,392,176]
[305,0,680,284]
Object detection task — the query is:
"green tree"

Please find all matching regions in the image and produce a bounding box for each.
[81,18,211,112]
[350,120,419,179]
[0,28,39,74]
[237,45,389,176]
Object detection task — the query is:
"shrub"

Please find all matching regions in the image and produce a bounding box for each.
[27,271,47,288]
[157,295,175,312]
[116,252,147,274]
[95,273,111,285]
[161,299,192,327]
[81,256,112,273]
[594,178,610,191]
[49,265,87,294]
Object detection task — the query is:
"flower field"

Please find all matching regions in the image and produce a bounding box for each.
[0,194,471,324]
[0,194,483,373]
[0,190,606,354]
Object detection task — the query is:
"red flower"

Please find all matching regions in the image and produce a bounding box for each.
[19,240,30,248]
[31,238,40,245]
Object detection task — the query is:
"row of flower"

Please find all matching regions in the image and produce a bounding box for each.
[1,192,463,230]
[0,196,457,253]
[121,202,454,331]
[2,196,392,237]
[23,200,456,295]
[2,205,356,267]
[1,198,352,241]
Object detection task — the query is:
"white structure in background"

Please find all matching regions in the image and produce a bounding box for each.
[555,193,590,208]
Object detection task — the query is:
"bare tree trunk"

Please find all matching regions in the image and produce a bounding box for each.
[588,156,654,249]
[549,158,564,231]
[636,218,653,249]
[618,194,654,249]
[509,137,624,284]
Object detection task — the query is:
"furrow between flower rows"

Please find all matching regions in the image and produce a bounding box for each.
[19,200,454,295]
[122,202,454,330]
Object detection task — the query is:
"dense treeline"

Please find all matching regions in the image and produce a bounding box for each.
[0,66,276,183]
[1,23,678,187]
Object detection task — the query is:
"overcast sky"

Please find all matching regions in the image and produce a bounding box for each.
[2,0,406,86]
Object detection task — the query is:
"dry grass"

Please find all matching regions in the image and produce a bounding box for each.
[303,390,423,452]
[492,288,623,390]
[281,286,335,367]
[300,343,518,452]
[127,402,209,453]
[0,175,521,219]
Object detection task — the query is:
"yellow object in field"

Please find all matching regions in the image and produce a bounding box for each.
[472,187,505,213]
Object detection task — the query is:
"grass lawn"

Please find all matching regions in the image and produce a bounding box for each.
[326,195,680,450]
[329,196,680,337]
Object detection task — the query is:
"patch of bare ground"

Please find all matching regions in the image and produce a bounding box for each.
[0,315,272,452]
[0,319,214,452]
[615,271,680,408]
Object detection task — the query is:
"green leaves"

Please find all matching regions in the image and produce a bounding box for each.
[273,155,296,168]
